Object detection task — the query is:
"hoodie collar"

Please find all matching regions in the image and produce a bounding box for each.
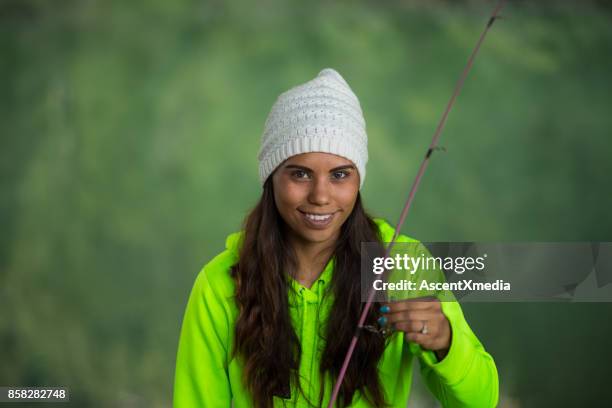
[224,229,334,305]
[287,256,334,306]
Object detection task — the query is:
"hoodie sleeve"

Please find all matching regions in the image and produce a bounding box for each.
[412,299,499,408]
[173,267,232,408]
[385,235,499,407]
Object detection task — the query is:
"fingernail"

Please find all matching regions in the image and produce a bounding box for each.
[379,305,390,314]
[377,316,388,326]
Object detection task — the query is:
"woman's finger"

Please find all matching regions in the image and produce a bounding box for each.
[405,332,428,344]
[385,309,436,325]
[393,320,433,334]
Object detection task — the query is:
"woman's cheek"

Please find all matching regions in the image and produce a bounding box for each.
[337,187,359,210]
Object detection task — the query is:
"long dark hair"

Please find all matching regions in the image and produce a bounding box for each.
[230,177,390,408]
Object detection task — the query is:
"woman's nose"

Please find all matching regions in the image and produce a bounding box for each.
[308,177,330,205]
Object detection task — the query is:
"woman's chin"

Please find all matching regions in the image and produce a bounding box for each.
[294,226,339,245]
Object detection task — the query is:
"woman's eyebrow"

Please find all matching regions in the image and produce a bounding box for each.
[284,164,355,172]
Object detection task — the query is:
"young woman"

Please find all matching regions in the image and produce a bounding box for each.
[173,68,498,407]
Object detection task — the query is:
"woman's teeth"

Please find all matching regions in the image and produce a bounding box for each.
[305,213,332,221]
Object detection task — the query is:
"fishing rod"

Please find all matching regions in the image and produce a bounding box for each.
[327,1,507,406]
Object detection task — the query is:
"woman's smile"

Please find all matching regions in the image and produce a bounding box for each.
[298,209,338,229]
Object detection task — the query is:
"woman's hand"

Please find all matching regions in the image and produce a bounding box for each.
[379,297,452,361]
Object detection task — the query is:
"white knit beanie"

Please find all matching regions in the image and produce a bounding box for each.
[258,68,368,189]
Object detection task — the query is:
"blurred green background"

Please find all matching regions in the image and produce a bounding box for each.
[2,0,612,406]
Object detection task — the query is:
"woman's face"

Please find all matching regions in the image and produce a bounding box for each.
[272,152,360,246]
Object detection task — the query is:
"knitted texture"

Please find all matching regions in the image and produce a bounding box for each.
[257,68,368,189]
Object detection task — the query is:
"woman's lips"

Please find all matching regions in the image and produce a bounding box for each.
[299,210,336,229]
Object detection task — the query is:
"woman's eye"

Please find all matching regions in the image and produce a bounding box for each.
[292,170,309,179]
[332,171,349,180]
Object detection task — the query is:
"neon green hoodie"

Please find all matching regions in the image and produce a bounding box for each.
[173,218,498,407]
